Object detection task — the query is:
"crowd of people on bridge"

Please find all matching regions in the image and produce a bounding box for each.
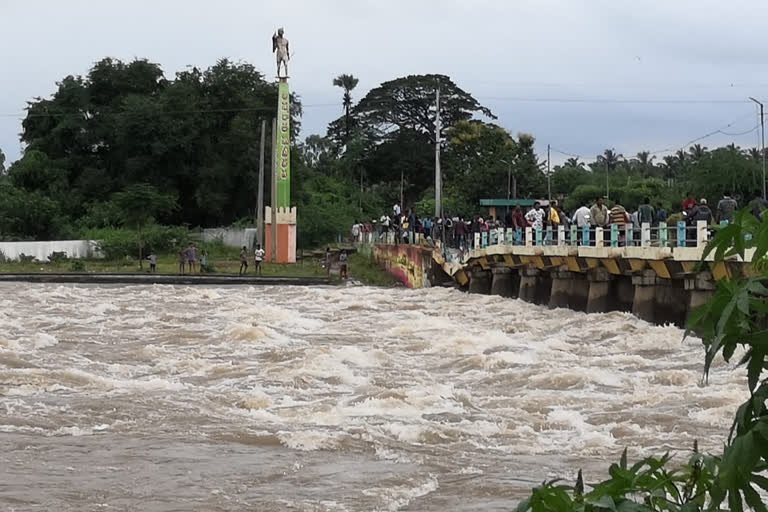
[350,191,768,249]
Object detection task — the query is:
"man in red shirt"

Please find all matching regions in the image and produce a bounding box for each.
[682,191,696,212]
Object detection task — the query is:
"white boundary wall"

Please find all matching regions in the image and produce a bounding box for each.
[0,240,102,262]
[201,228,258,249]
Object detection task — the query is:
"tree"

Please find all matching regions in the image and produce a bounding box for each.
[0,147,5,174]
[111,184,177,267]
[688,143,708,163]
[632,151,655,177]
[332,74,359,143]
[353,74,495,141]
[564,157,585,169]
[594,148,623,171]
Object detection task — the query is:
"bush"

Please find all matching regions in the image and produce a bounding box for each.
[84,225,189,260]
[48,251,69,263]
[70,260,85,271]
[18,253,36,263]
[0,249,6,263]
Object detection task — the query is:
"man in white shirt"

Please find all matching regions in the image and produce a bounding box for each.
[253,244,265,275]
[351,221,361,242]
[571,203,591,228]
[525,202,545,230]
[393,203,401,217]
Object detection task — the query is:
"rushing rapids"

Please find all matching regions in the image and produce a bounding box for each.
[0,283,746,511]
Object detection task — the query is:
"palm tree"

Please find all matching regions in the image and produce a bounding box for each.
[596,148,623,171]
[332,74,360,142]
[564,157,584,169]
[633,151,655,176]
[688,144,707,163]
[747,147,761,162]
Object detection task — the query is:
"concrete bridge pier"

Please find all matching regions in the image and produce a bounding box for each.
[654,278,688,327]
[685,271,716,319]
[519,265,550,305]
[586,268,614,313]
[632,270,657,323]
[468,269,492,295]
[549,270,572,309]
[490,266,518,298]
[569,273,589,312]
[550,270,589,311]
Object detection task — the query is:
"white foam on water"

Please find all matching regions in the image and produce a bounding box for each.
[363,474,439,511]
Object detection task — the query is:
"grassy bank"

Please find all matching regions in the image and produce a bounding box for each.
[346,251,399,287]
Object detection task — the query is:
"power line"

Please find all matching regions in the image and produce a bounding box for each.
[0,94,755,120]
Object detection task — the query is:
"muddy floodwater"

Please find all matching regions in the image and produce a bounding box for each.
[0,283,745,511]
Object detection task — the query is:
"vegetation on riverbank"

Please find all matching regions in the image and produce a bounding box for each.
[517,210,768,511]
[347,251,399,287]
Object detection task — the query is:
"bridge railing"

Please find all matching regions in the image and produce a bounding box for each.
[363,220,738,256]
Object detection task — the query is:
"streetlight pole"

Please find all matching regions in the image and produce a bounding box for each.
[547,144,551,201]
[749,97,766,200]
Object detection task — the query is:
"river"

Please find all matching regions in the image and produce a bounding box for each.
[0,283,745,511]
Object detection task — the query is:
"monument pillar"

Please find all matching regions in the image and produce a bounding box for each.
[265,77,297,263]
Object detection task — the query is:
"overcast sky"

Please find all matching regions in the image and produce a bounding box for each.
[2,0,768,165]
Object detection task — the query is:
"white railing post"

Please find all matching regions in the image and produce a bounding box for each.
[525,227,533,247]
[557,225,565,246]
[595,227,604,248]
[696,220,708,248]
[641,222,651,247]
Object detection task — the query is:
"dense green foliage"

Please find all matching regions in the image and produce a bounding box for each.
[2,57,766,249]
[516,211,768,511]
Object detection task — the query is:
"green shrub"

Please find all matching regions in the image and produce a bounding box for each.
[70,260,85,271]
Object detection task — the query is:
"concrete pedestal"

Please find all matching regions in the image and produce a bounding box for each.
[632,270,657,323]
[490,266,517,298]
[264,206,297,263]
[468,269,492,295]
[569,274,589,312]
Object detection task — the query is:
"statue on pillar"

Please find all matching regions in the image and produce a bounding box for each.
[272,28,290,78]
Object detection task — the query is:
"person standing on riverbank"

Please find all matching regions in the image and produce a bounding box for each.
[254,244,265,275]
[339,250,348,279]
[239,246,249,275]
[186,243,197,274]
[147,251,157,273]
[177,248,187,274]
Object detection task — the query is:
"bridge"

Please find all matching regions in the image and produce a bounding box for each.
[369,221,755,326]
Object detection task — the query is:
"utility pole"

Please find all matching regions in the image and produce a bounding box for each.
[605,161,610,201]
[546,144,551,201]
[500,159,511,200]
[400,169,404,212]
[256,119,266,247]
[750,97,766,199]
[435,84,442,218]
